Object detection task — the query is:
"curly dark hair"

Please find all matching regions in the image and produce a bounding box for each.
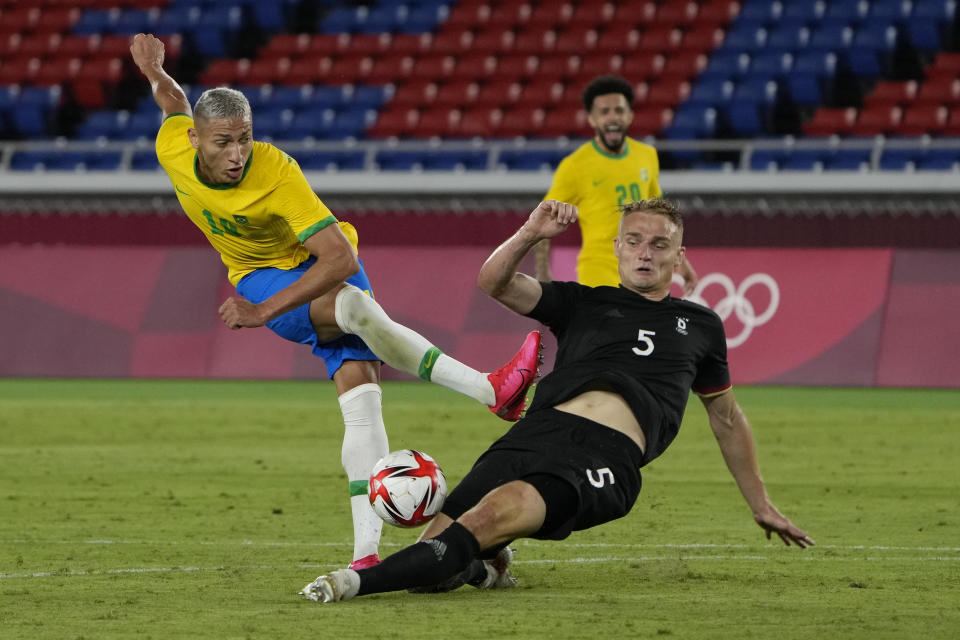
[582,75,634,111]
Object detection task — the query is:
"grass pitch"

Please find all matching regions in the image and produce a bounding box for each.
[1,380,958,640]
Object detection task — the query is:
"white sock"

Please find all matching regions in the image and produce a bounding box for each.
[335,285,494,405]
[338,383,389,562]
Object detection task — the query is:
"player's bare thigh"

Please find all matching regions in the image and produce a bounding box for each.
[308,281,350,341]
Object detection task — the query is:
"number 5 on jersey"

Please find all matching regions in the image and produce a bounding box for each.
[633,329,656,356]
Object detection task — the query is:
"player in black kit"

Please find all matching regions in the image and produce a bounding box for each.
[301,198,814,603]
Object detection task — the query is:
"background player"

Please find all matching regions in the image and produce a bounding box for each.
[535,75,698,294]
[301,198,811,603]
[130,33,541,571]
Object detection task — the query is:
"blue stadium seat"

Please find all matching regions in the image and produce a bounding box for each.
[748,148,783,170]
[726,103,766,136]
[349,85,388,110]
[421,150,488,170]
[83,151,123,170]
[912,0,957,22]
[11,87,60,138]
[824,2,868,23]
[686,78,734,108]
[844,48,884,78]
[917,149,960,170]
[360,6,404,34]
[750,51,793,77]
[72,10,115,35]
[318,7,362,34]
[766,24,809,52]
[781,149,828,170]
[11,151,56,171]
[868,0,912,21]
[665,106,718,138]
[738,1,781,24]
[809,23,853,51]
[294,150,366,171]
[793,50,839,78]
[267,85,311,110]
[286,110,333,140]
[112,9,156,35]
[376,150,427,170]
[307,86,351,111]
[700,51,750,82]
[722,23,768,52]
[132,150,161,171]
[733,76,778,105]
[122,112,163,140]
[852,21,898,51]
[153,7,200,34]
[402,5,445,33]
[784,73,823,106]
[826,149,871,171]
[781,1,825,22]
[326,110,372,139]
[74,110,127,140]
[254,107,294,139]
[496,150,563,170]
[879,149,918,170]
[906,19,944,52]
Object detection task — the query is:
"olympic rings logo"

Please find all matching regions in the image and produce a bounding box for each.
[673,273,780,348]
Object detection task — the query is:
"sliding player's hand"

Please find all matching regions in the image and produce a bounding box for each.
[754,507,815,549]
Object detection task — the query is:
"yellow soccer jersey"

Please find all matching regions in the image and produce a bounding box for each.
[545,138,662,287]
[156,114,358,285]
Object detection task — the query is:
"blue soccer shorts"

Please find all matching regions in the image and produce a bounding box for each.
[235,256,380,378]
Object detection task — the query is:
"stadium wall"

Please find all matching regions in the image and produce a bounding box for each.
[1,242,957,388]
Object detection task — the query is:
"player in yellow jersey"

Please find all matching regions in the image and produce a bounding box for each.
[535,75,698,293]
[131,33,542,571]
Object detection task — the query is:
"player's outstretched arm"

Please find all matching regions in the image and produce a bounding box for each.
[130,33,190,118]
[478,200,577,315]
[699,390,814,549]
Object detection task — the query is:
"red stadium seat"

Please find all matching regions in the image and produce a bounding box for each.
[645,77,691,108]
[0,6,40,33]
[611,2,658,25]
[427,29,473,56]
[33,7,79,34]
[470,26,514,55]
[433,80,479,108]
[942,108,960,136]
[496,105,545,137]
[325,54,372,85]
[537,53,579,82]
[414,106,460,137]
[245,57,291,86]
[0,33,21,58]
[497,53,539,81]
[696,0,741,25]
[304,33,351,58]
[452,52,498,80]
[621,53,666,82]
[569,2,614,28]
[552,25,598,55]
[514,77,564,107]
[802,107,857,136]
[475,78,523,108]
[631,106,673,136]
[661,52,707,80]
[594,24,642,53]
[199,59,251,86]
[367,107,420,138]
[389,33,429,56]
[914,79,960,106]
[924,52,960,81]
[390,80,436,109]
[683,24,725,52]
[450,106,501,138]
[525,3,574,30]
[636,27,683,53]
[33,56,81,87]
[539,104,587,137]
[898,104,948,136]
[98,36,135,61]
[0,56,39,85]
[57,34,101,59]
[259,34,311,60]
[487,2,533,30]
[365,54,415,85]
[577,52,623,79]
[863,80,918,108]
[848,105,902,137]
[407,53,455,82]
[513,27,555,56]
[18,33,60,59]
[349,34,392,56]
[653,0,700,26]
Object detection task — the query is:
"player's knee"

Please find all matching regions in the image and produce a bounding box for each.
[461,481,546,545]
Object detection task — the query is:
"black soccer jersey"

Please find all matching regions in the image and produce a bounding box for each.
[526,281,732,465]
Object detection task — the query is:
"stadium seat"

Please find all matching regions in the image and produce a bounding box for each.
[826,149,872,171]
[864,80,918,108]
[496,105,545,138]
[539,104,586,137]
[421,150,488,170]
[848,105,902,136]
[496,149,564,170]
[432,80,479,108]
[914,78,960,106]
[898,104,948,136]
[295,150,366,171]
[367,107,420,138]
[375,149,427,171]
[131,149,161,171]
[916,149,960,170]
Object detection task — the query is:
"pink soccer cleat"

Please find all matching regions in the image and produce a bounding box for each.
[487,331,543,421]
[347,553,380,570]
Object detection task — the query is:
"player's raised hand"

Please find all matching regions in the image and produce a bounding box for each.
[526,200,578,239]
[130,33,165,71]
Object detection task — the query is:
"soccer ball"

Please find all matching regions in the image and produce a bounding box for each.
[368,449,447,528]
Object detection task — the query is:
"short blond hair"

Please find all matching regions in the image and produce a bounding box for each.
[619,197,683,234]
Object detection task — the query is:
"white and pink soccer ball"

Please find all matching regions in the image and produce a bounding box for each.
[368,449,447,528]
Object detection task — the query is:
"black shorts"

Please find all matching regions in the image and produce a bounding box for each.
[442,408,644,540]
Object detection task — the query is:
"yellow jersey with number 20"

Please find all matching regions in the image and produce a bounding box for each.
[156,114,358,286]
[545,137,662,287]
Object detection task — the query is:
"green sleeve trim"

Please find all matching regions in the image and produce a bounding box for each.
[162,112,190,121]
[418,347,443,381]
[348,480,368,497]
[297,215,339,243]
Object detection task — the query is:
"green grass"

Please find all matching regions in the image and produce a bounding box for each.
[1,380,958,639]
